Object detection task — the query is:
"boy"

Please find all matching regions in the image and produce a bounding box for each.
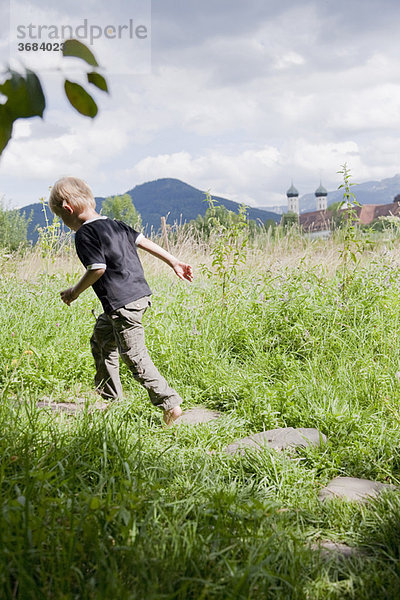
[49,176,193,425]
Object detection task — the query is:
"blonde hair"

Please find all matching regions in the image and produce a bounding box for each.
[49,176,95,216]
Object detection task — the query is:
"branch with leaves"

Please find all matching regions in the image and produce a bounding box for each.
[337,163,372,293]
[200,193,249,304]
[0,39,109,156]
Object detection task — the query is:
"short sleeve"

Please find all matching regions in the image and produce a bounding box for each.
[75,227,107,270]
[134,232,144,245]
[115,220,143,246]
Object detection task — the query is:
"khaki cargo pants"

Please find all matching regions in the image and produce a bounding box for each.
[90,296,182,411]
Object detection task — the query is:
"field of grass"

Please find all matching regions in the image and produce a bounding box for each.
[1,232,400,599]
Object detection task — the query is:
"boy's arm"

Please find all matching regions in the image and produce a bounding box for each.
[60,268,105,306]
[136,236,193,282]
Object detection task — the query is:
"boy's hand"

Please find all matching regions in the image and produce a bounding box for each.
[60,286,79,305]
[136,236,193,282]
[59,268,104,306]
[173,261,193,282]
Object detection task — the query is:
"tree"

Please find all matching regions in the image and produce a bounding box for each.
[0,40,108,156]
[280,212,299,229]
[191,202,250,238]
[102,194,142,229]
[325,201,343,229]
[264,218,277,231]
[0,202,31,251]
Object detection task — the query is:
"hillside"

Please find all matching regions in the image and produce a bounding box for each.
[125,179,279,231]
[20,178,280,243]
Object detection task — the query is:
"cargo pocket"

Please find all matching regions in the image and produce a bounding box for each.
[124,296,151,312]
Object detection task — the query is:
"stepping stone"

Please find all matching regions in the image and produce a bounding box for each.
[319,476,396,503]
[174,407,221,425]
[37,400,81,414]
[312,540,363,559]
[37,400,108,414]
[224,427,326,455]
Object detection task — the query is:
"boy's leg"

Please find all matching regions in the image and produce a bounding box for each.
[90,313,123,400]
[109,297,182,411]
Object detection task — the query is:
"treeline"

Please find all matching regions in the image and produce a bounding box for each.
[188,202,277,238]
[3,192,400,254]
[98,194,278,239]
[0,194,141,253]
[1,193,277,253]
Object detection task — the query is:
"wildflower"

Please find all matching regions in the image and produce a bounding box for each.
[55,322,60,327]
[11,332,15,337]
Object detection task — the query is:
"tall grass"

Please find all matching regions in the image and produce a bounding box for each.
[1,232,400,598]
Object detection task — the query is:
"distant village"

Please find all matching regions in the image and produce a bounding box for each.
[285,182,400,234]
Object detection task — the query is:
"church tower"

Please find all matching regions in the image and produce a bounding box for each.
[315,182,328,211]
[286,182,299,214]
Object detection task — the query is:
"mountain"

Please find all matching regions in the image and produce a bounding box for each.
[257,205,286,215]
[124,178,279,231]
[21,178,281,243]
[299,174,400,214]
[258,174,400,215]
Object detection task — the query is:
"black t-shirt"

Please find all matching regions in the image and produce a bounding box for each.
[75,217,152,313]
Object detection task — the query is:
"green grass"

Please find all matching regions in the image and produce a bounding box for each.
[1,246,400,599]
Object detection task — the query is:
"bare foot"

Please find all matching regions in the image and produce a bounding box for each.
[163,405,183,426]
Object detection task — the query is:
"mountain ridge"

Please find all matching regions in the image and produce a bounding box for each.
[21,178,281,243]
[258,174,400,214]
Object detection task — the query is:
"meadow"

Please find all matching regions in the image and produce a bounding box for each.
[1,227,400,599]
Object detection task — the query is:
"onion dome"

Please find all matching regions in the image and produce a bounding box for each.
[315,182,328,197]
[286,182,299,197]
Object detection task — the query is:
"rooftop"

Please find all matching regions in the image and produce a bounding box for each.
[286,182,299,197]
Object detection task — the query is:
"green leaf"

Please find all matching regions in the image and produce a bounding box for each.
[0,106,14,155]
[63,39,99,67]
[25,70,46,116]
[0,69,45,120]
[89,497,101,510]
[87,71,108,93]
[64,80,98,118]
[0,69,45,156]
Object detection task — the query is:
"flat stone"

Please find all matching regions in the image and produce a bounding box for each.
[319,476,396,503]
[37,400,108,414]
[37,400,81,414]
[312,540,363,559]
[174,408,221,425]
[224,427,326,455]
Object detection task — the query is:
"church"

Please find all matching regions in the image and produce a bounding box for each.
[286,182,331,233]
[285,182,400,233]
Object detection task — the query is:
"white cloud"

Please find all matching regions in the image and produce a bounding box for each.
[291,140,361,173]
[1,105,130,183]
[274,52,305,70]
[126,146,281,205]
[327,83,400,132]
[12,121,32,139]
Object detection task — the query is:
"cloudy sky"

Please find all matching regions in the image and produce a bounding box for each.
[1,0,400,209]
